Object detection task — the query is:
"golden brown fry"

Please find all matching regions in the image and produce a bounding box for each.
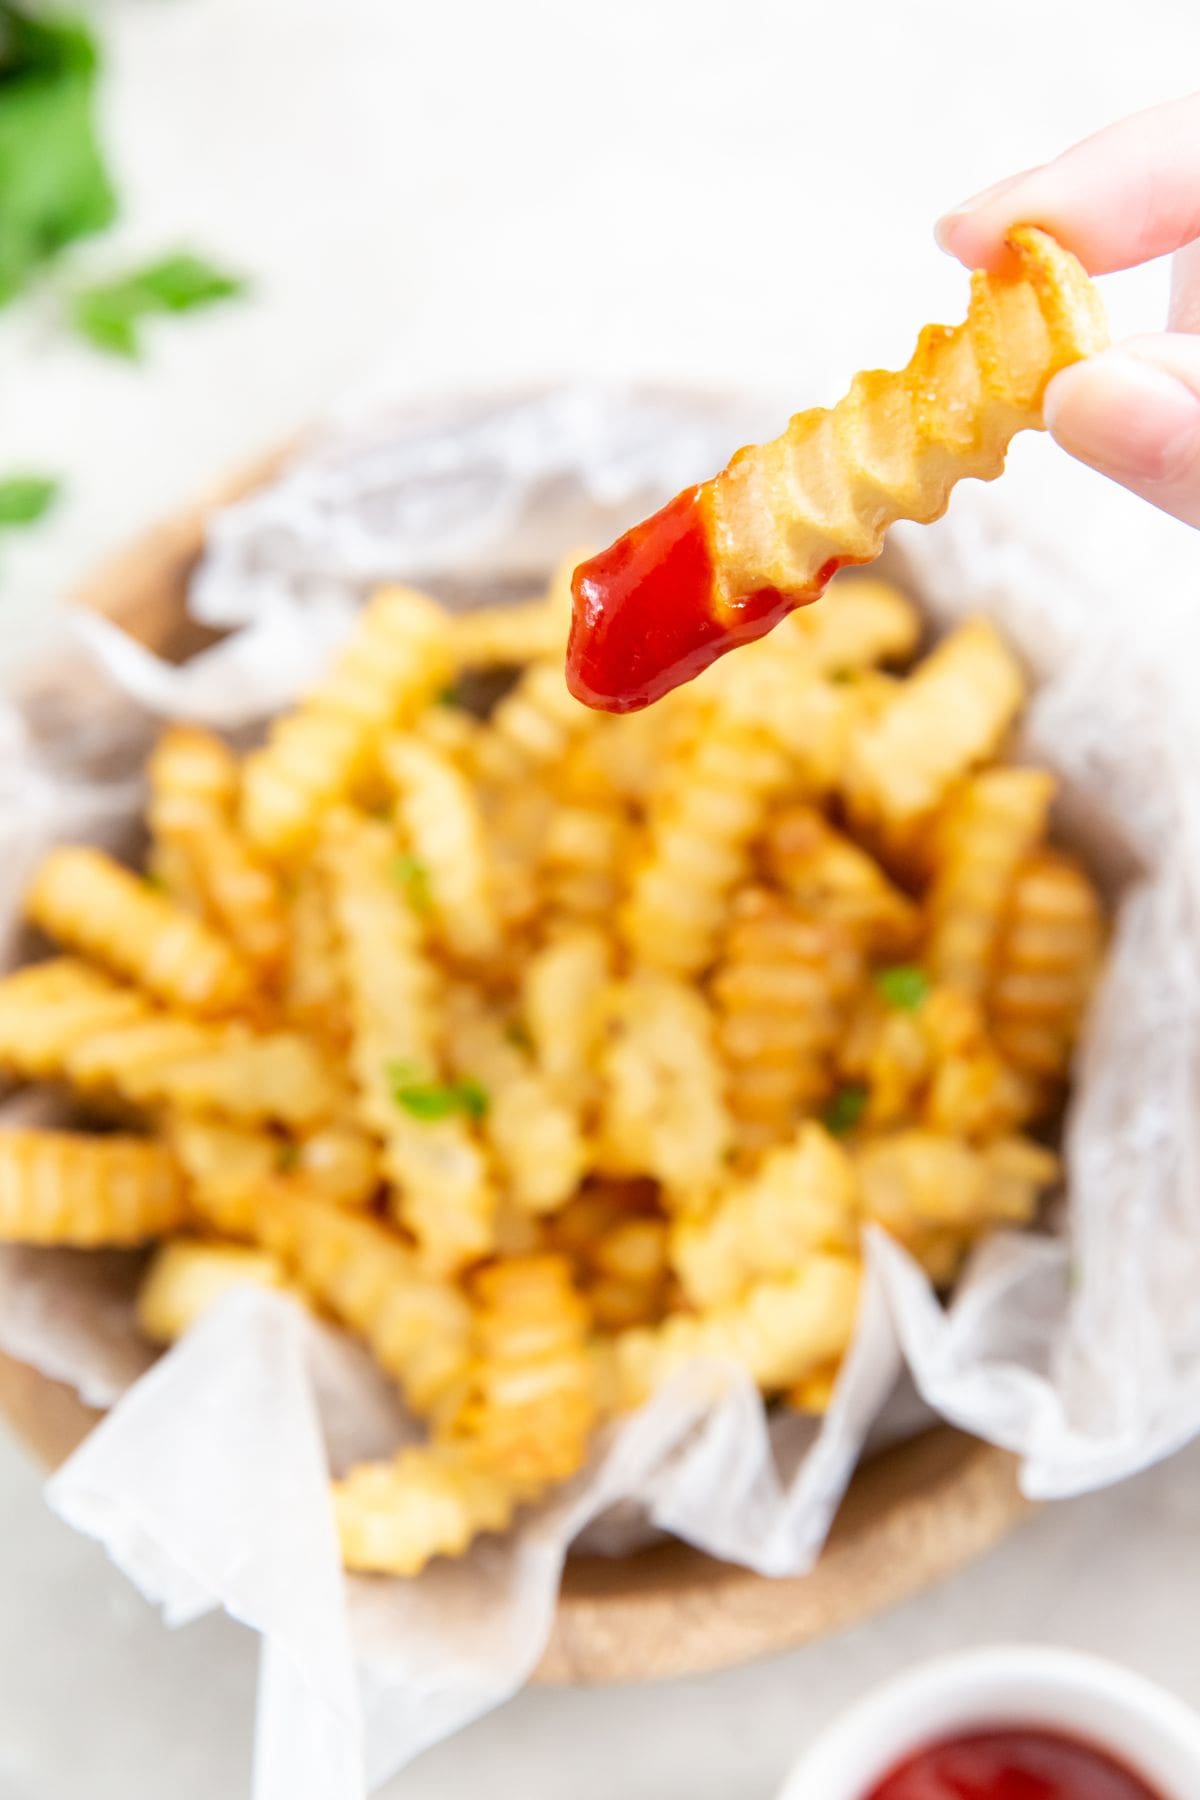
[25,847,254,1017]
[443,985,586,1216]
[615,1252,862,1405]
[473,660,598,788]
[704,229,1106,606]
[452,1255,596,1484]
[334,1443,521,1576]
[137,1237,289,1343]
[281,868,350,1046]
[0,1129,188,1246]
[764,805,920,957]
[989,849,1105,1077]
[148,726,289,979]
[382,733,501,963]
[320,808,494,1273]
[241,586,453,859]
[843,619,1026,840]
[671,1124,859,1309]
[0,962,342,1129]
[622,718,791,975]
[597,971,732,1197]
[254,1182,473,1420]
[712,889,863,1151]
[925,767,1055,996]
[855,1130,1059,1243]
[520,926,611,1103]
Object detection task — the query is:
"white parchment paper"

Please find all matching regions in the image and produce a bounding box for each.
[1,387,1198,1798]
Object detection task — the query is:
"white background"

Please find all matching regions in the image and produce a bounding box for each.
[0,1,1197,1795]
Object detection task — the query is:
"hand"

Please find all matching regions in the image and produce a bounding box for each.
[936,92,1200,528]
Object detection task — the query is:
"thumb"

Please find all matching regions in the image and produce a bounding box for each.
[1043,335,1200,529]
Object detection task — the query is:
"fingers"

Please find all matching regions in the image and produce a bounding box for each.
[937,90,1200,275]
[1169,239,1200,333]
[1043,334,1200,528]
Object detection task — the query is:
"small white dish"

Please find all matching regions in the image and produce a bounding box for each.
[776,1645,1200,1799]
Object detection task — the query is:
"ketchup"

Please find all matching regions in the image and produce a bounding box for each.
[565,485,845,713]
[866,1728,1163,1800]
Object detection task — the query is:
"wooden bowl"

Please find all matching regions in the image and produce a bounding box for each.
[0,452,1034,1685]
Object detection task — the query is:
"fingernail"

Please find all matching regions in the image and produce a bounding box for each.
[935,174,1024,250]
[1044,351,1200,483]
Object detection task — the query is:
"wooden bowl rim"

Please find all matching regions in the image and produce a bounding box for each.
[1,437,1032,1686]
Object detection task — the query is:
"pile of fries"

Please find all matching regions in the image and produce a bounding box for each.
[0,561,1105,1575]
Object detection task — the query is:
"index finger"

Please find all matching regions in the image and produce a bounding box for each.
[937,90,1200,275]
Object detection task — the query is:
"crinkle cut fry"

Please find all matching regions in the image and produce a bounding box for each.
[452,1254,597,1485]
[148,726,288,977]
[319,808,494,1272]
[334,1443,521,1576]
[137,1237,289,1343]
[24,846,254,1017]
[615,1251,862,1406]
[0,1129,188,1246]
[0,958,342,1129]
[671,1123,859,1309]
[252,1179,473,1421]
[989,848,1105,1077]
[383,733,501,963]
[707,230,1108,606]
[240,585,454,859]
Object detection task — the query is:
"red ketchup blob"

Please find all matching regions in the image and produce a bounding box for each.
[565,485,843,713]
[865,1728,1163,1800]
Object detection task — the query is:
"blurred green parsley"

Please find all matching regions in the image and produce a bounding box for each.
[386,1061,489,1124]
[874,964,930,1012]
[0,3,116,305]
[0,472,59,526]
[823,1083,868,1137]
[71,252,247,357]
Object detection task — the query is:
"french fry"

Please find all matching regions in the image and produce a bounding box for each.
[148,726,289,978]
[320,808,494,1272]
[241,586,453,858]
[843,619,1026,841]
[382,734,501,963]
[334,1443,521,1576]
[253,1181,472,1421]
[520,925,611,1102]
[0,1129,188,1246]
[855,1130,1059,1241]
[25,847,254,1017]
[597,971,732,1198]
[615,1252,862,1405]
[712,889,863,1151]
[765,804,920,956]
[137,1238,289,1343]
[989,849,1105,1077]
[451,1255,597,1484]
[443,985,586,1216]
[0,962,342,1129]
[473,660,596,787]
[622,718,791,975]
[925,767,1055,996]
[671,1124,858,1309]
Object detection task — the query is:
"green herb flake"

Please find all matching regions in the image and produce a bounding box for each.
[71,252,246,358]
[0,5,117,307]
[874,965,930,1012]
[386,1060,489,1123]
[390,852,433,914]
[503,1019,533,1053]
[276,1142,300,1173]
[142,867,165,892]
[823,1084,868,1138]
[436,684,462,708]
[0,472,59,527]
[828,666,858,686]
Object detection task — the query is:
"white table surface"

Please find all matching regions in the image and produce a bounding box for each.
[1,1,1197,1794]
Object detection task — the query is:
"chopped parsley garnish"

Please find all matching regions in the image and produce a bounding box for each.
[823,1083,868,1137]
[874,965,930,1012]
[71,252,246,357]
[276,1142,300,1173]
[436,684,462,707]
[386,1061,488,1123]
[390,852,433,914]
[503,1019,533,1053]
[0,5,116,306]
[828,666,858,686]
[0,472,59,527]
